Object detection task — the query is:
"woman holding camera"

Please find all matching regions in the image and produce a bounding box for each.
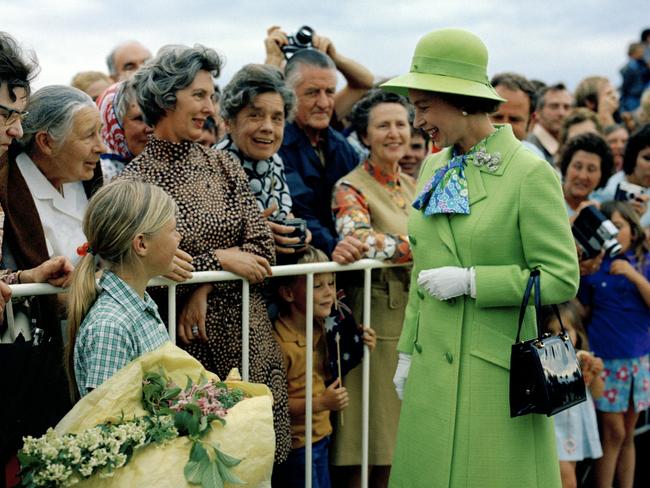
[594,123,650,227]
[217,64,310,255]
[330,89,415,487]
[381,29,579,487]
[118,45,291,462]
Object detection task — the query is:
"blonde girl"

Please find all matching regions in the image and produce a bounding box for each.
[64,180,180,399]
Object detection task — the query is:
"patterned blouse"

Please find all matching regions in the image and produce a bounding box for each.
[332,160,414,263]
[216,136,292,219]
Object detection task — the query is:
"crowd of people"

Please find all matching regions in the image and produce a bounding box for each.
[0,24,649,488]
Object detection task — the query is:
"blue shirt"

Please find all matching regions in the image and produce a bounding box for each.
[279,122,360,255]
[74,271,170,396]
[578,253,650,359]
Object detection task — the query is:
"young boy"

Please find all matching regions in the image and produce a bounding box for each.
[272,246,375,488]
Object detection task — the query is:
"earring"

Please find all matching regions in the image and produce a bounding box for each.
[462,110,469,117]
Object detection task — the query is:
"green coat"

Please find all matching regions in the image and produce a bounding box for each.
[389,126,579,488]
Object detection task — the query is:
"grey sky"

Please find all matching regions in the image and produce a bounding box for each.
[5,0,648,92]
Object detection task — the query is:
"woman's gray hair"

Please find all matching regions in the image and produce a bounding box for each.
[20,85,95,153]
[349,88,414,144]
[220,64,296,122]
[114,79,137,125]
[132,44,222,126]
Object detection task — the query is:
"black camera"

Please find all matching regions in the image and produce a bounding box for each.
[282,26,315,59]
[572,205,622,260]
[270,217,308,249]
[614,181,645,202]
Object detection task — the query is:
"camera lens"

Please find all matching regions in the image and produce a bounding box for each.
[603,238,622,257]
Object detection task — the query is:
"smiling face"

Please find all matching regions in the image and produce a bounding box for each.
[154,70,216,143]
[563,150,602,203]
[286,272,336,319]
[409,89,467,149]
[123,101,153,156]
[293,66,337,132]
[0,82,28,156]
[227,92,285,161]
[399,133,427,177]
[47,106,106,185]
[363,102,410,167]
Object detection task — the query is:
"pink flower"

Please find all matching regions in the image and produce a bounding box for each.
[616,367,629,381]
[604,389,618,403]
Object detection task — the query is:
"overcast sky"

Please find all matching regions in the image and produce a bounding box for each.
[4,0,648,92]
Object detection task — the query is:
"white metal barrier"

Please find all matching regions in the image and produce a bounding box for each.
[8,258,408,488]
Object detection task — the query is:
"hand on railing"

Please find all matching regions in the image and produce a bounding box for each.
[361,326,376,351]
[332,236,369,264]
[178,283,213,344]
[164,249,194,282]
[316,377,349,412]
[20,256,75,287]
[214,248,272,283]
[0,281,11,325]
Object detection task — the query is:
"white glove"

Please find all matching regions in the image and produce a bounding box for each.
[417,266,476,300]
[393,353,411,400]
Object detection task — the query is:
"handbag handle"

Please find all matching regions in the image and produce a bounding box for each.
[515,269,567,343]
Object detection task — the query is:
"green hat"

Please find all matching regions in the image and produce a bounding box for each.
[382,28,505,102]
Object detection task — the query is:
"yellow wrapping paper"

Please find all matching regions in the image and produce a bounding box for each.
[55,342,275,487]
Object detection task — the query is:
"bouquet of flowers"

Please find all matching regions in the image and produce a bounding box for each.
[18,370,248,487]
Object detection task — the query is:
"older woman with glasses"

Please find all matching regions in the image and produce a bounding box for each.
[119,44,291,462]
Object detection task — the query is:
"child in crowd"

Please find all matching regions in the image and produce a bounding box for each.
[543,301,604,488]
[271,246,376,488]
[578,200,650,488]
[64,180,181,400]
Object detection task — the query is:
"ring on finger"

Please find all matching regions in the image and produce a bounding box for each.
[191,324,199,336]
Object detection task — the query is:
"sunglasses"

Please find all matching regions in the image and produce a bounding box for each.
[0,103,29,127]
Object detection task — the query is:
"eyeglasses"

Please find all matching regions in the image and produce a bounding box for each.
[0,103,29,127]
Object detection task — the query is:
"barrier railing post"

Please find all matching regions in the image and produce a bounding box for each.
[167,284,176,344]
[241,279,250,382]
[361,267,371,488]
[305,273,314,488]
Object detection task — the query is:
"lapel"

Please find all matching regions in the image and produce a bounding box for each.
[0,151,50,269]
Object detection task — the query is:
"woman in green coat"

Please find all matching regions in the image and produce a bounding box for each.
[381,29,580,488]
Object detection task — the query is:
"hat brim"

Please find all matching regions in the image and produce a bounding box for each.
[381,72,506,103]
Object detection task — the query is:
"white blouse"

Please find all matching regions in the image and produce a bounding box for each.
[16,153,88,265]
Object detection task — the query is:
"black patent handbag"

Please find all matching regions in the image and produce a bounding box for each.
[509,270,586,418]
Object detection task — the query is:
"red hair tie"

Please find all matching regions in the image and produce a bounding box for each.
[76,242,95,257]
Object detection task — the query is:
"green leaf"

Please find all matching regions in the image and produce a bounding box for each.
[213,445,242,468]
[161,386,182,401]
[185,375,194,391]
[174,410,199,436]
[184,442,209,484]
[200,459,224,488]
[217,460,245,485]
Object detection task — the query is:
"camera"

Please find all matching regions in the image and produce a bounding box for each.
[614,181,645,202]
[572,205,622,260]
[269,217,308,249]
[282,25,315,59]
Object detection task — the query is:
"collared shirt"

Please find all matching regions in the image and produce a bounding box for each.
[16,152,88,264]
[578,253,650,359]
[279,122,361,255]
[273,316,331,449]
[74,271,169,396]
[332,160,414,263]
[527,124,558,165]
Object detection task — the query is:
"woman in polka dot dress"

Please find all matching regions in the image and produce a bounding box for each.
[577,201,650,488]
[119,44,291,462]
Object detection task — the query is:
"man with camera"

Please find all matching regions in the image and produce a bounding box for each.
[264,26,372,263]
